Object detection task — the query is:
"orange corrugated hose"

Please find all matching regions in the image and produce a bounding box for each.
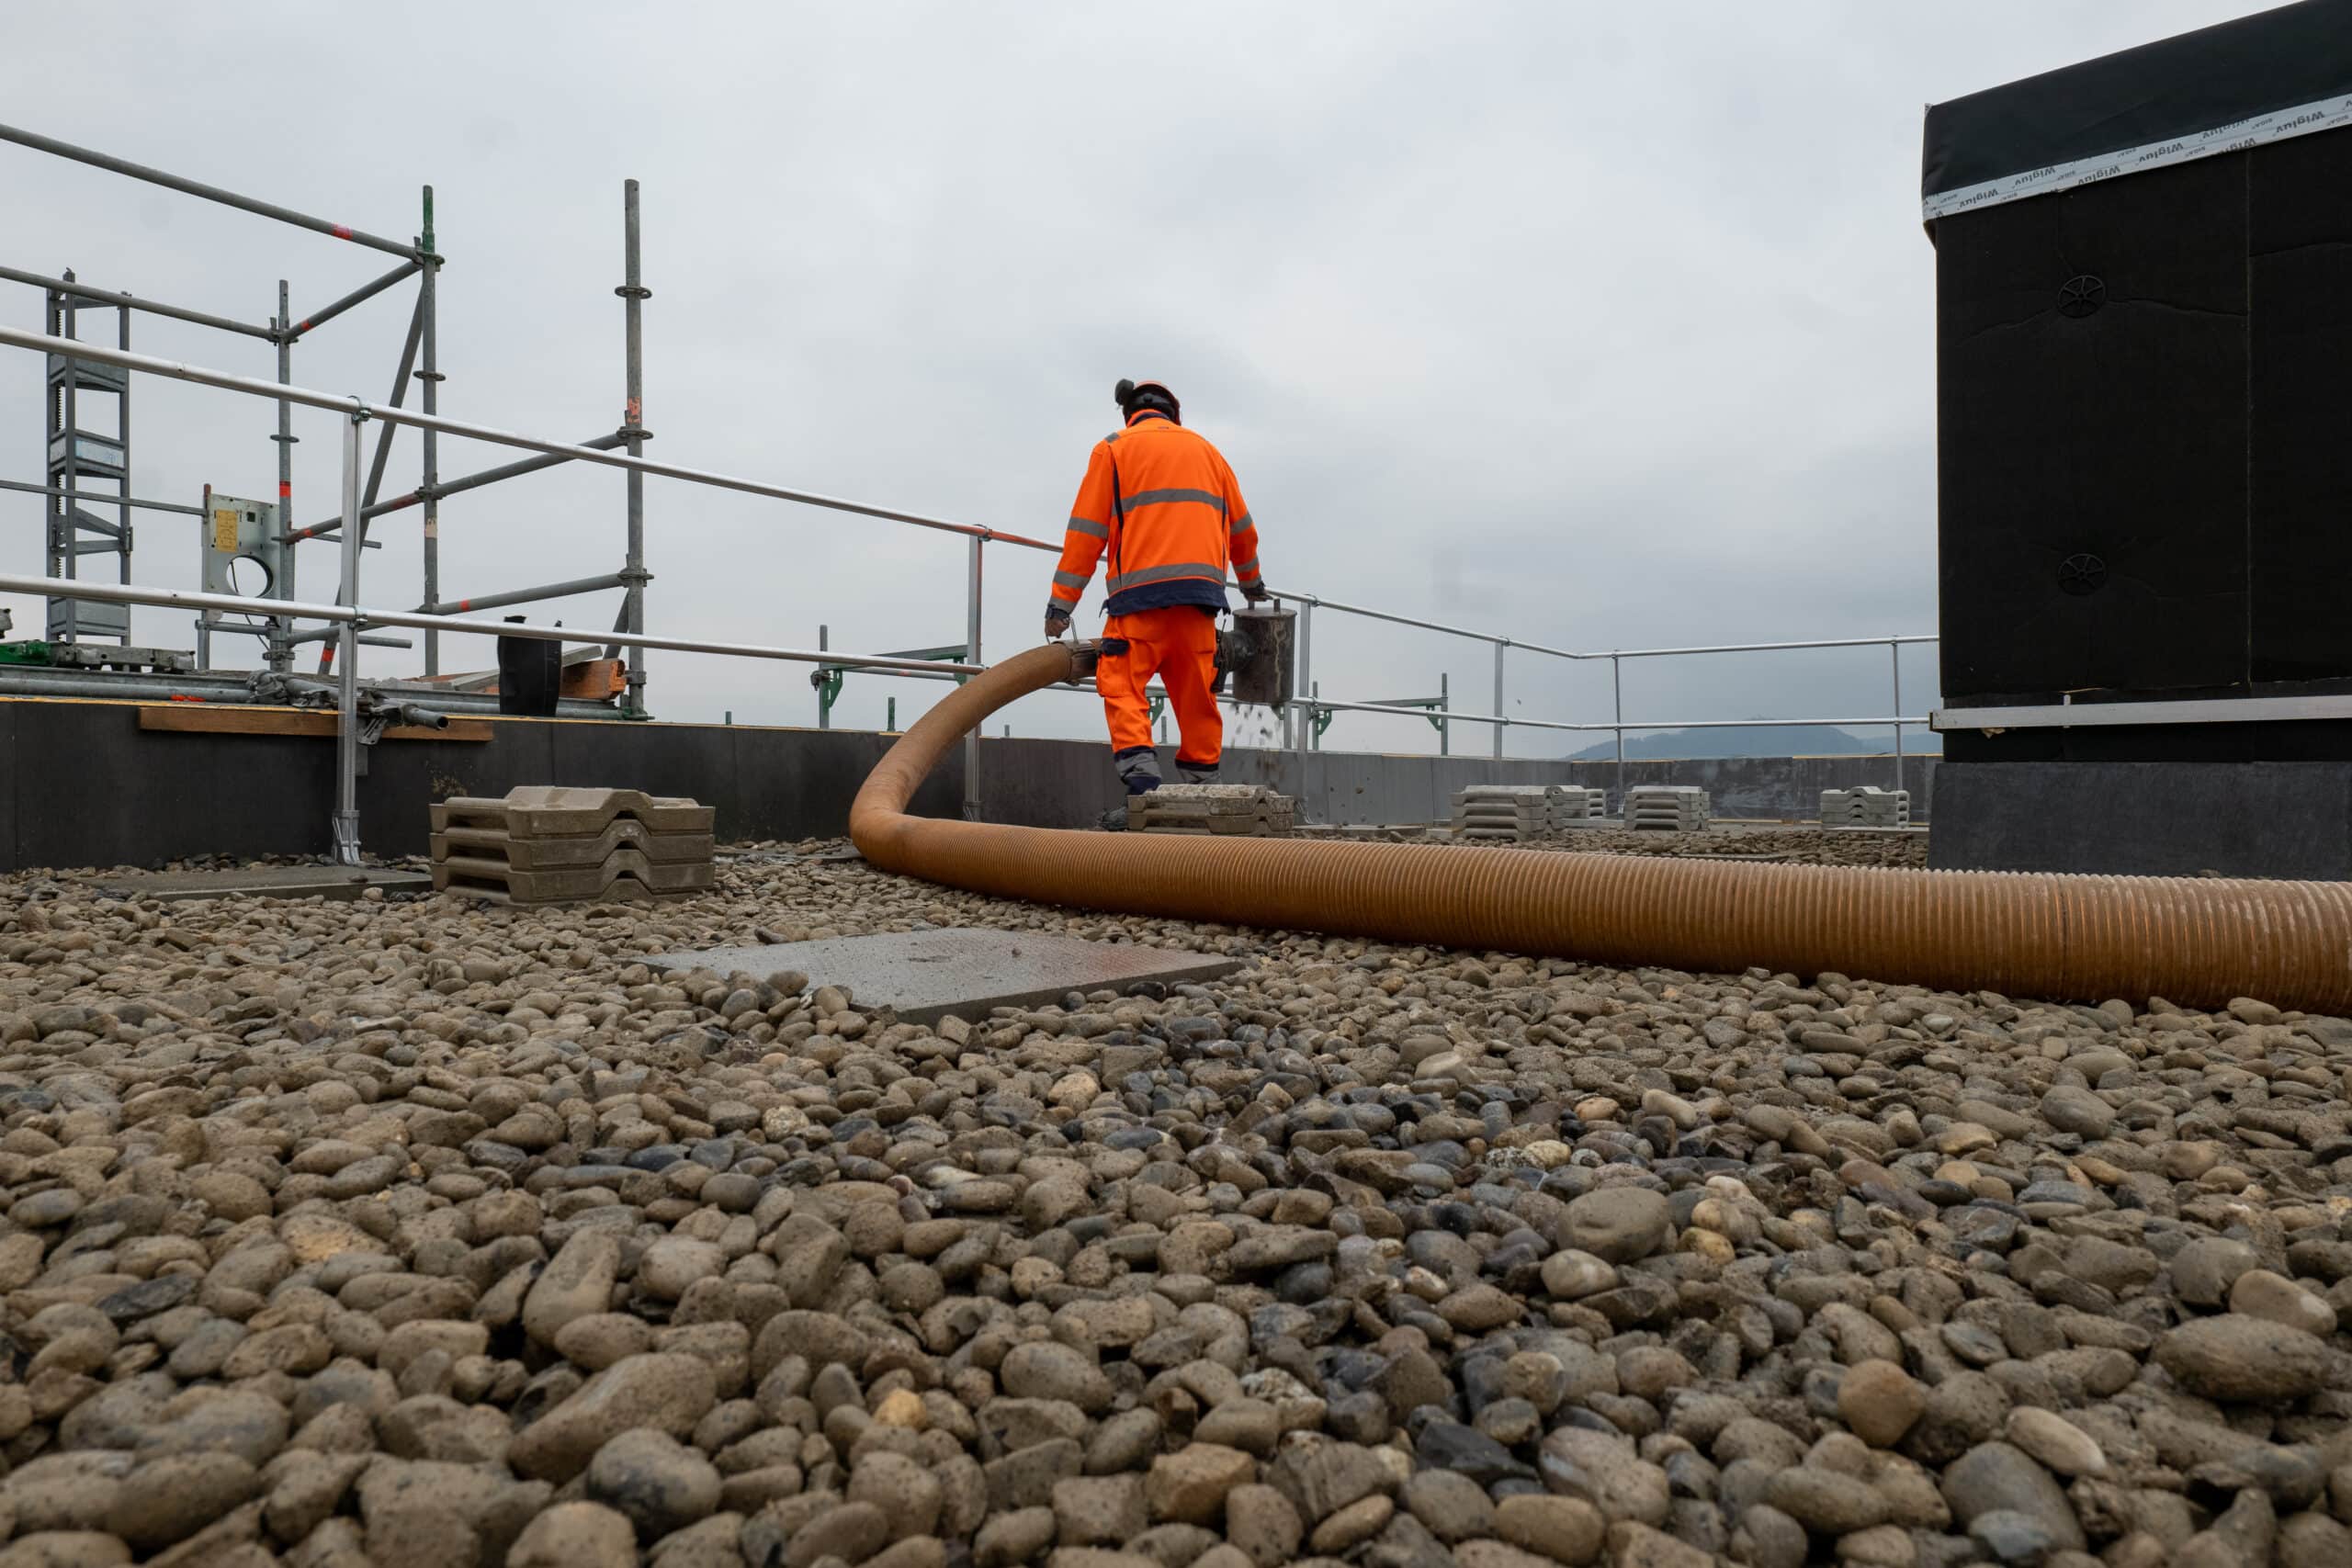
[850,642,2352,1014]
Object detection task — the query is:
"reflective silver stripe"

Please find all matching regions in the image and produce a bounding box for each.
[1922,89,2352,222]
[1229,511,1253,534]
[1107,561,1224,592]
[1235,561,1262,581]
[1066,517,1109,540]
[1053,570,1090,590]
[1120,488,1224,513]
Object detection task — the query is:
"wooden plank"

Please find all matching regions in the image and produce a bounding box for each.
[411,656,625,700]
[561,659,625,699]
[137,705,492,742]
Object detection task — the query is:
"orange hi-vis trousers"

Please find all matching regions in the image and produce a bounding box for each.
[1098,606,1221,790]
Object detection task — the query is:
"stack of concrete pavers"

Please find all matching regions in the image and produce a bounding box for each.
[1451,786,1543,841]
[431,785,716,904]
[1554,786,1605,824]
[1821,786,1910,828]
[1129,784,1295,837]
[1625,784,1711,831]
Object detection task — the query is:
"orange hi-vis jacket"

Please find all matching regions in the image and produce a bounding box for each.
[1047,411,1263,620]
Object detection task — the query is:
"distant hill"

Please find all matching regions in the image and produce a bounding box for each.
[1566,723,1941,761]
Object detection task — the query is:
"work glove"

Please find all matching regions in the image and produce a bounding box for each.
[1241,581,1271,606]
[1045,609,1071,641]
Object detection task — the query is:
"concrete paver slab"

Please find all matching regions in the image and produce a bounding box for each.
[79,865,433,902]
[435,851,714,902]
[433,821,716,869]
[641,927,1243,1026]
[431,786,714,838]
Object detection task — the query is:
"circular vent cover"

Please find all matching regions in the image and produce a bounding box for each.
[2058,275,2105,318]
[2057,552,2109,596]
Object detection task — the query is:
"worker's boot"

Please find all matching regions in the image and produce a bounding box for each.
[1097,806,1129,832]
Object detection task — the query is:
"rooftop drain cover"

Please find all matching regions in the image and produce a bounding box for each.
[639,927,1243,1027]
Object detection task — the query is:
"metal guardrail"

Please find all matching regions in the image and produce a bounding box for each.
[1271,592,1934,803]
[0,567,988,863]
[0,573,986,678]
[0,321,1941,852]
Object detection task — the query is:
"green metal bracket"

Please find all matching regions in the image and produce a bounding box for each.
[0,641,55,668]
[1365,694,1453,756]
[816,643,967,728]
[1369,696,1449,727]
[1149,693,1166,727]
[812,666,844,725]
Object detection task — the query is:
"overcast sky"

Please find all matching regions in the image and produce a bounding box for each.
[0,2,2279,757]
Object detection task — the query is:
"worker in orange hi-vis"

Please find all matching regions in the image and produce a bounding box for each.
[1045,378,1267,824]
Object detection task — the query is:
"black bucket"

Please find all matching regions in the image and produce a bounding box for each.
[496,617,561,716]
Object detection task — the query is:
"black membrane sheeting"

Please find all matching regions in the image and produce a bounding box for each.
[1928,5,2352,752]
[1922,0,2352,200]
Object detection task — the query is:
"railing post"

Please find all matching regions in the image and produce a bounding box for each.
[964,535,983,820]
[1491,639,1506,760]
[1439,671,1450,757]
[1890,637,1904,795]
[619,177,650,714]
[269,279,294,672]
[420,188,442,678]
[817,625,831,728]
[1292,598,1313,771]
[1611,653,1624,818]
[332,408,364,865]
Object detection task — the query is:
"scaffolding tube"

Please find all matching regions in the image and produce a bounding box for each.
[0,667,579,711]
[0,572,986,679]
[0,327,1061,553]
[619,177,650,712]
[285,431,631,545]
[280,626,416,649]
[0,264,277,340]
[418,572,626,616]
[419,185,443,676]
[0,121,424,261]
[0,479,201,516]
[287,259,422,340]
[316,293,427,674]
[358,294,426,519]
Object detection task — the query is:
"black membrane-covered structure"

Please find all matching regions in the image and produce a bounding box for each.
[1923,0,2352,877]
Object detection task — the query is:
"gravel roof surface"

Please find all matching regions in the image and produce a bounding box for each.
[0,830,2344,1567]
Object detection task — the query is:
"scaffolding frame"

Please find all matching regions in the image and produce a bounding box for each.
[0,122,655,711]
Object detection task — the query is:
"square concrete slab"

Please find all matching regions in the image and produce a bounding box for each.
[640,927,1243,1026]
[80,865,434,902]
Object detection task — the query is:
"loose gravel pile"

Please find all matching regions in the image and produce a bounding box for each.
[0,838,2346,1568]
